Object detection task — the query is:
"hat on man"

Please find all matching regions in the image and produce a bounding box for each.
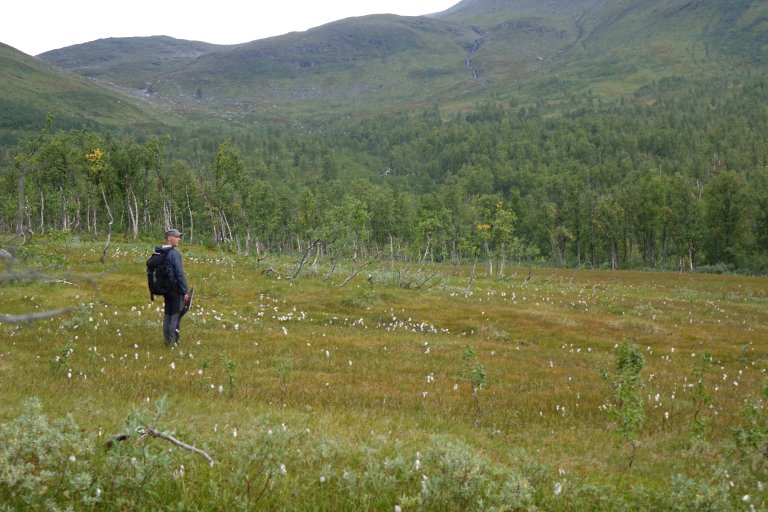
[165,228,183,238]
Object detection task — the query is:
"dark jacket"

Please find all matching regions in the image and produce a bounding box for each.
[154,245,189,295]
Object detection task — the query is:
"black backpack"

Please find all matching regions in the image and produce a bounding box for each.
[146,250,176,300]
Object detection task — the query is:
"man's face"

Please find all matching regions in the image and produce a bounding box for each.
[166,234,182,247]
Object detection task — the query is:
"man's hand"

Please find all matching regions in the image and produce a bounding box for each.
[183,294,191,305]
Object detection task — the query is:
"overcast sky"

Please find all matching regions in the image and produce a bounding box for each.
[5,0,460,56]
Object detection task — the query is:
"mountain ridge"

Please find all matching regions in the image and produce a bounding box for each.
[3,0,766,130]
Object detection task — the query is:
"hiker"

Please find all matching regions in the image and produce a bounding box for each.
[155,228,190,347]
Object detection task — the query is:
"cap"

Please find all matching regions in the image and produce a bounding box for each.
[165,228,183,238]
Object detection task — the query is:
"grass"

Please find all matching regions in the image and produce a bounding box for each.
[2,237,768,509]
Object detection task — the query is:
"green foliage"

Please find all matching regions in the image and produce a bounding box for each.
[2,245,768,510]
[690,352,714,451]
[460,347,488,393]
[668,470,733,512]
[732,380,768,467]
[222,354,237,398]
[51,341,76,373]
[459,347,488,425]
[601,340,645,467]
[0,398,99,510]
[3,74,768,273]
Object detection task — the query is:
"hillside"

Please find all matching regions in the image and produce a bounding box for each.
[26,0,767,122]
[0,43,163,145]
[0,0,764,135]
[38,36,231,87]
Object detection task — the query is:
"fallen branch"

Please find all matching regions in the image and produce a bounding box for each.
[262,267,281,279]
[45,279,77,286]
[107,427,216,466]
[337,259,373,287]
[138,426,216,466]
[0,307,73,324]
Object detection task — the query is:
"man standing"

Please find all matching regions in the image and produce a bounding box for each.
[155,228,190,347]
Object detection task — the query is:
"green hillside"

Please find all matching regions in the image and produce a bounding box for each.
[0,43,162,145]
[7,0,762,125]
[38,36,230,87]
[25,0,767,122]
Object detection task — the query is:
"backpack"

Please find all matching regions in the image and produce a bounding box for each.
[146,250,176,300]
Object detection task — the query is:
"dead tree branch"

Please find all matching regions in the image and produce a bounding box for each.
[415,269,441,290]
[0,307,74,324]
[322,239,348,281]
[337,259,373,287]
[262,268,281,279]
[290,239,322,280]
[107,427,216,466]
[138,426,216,466]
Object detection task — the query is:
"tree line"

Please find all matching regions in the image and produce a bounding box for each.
[1,77,767,273]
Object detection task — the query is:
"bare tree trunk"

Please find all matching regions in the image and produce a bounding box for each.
[99,184,114,263]
[16,165,31,237]
[498,242,506,277]
[291,239,321,279]
[484,240,493,276]
[127,188,139,239]
[419,234,431,265]
[73,197,81,231]
[311,242,322,269]
[186,185,194,244]
[25,195,33,235]
[92,205,98,238]
[465,256,478,297]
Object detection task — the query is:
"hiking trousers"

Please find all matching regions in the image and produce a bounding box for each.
[163,293,184,346]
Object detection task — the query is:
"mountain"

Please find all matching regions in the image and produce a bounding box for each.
[13,0,768,125]
[38,36,231,88]
[0,43,162,144]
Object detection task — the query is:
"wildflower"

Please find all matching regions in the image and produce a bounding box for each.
[554,482,562,495]
[280,464,287,475]
[319,475,326,483]
[69,455,76,463]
